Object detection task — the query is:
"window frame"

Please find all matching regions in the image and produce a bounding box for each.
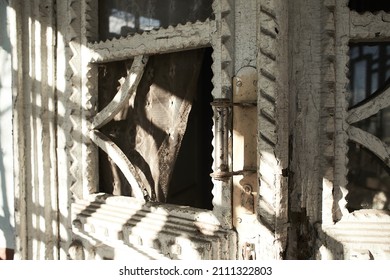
[330,4,390,220]
[65,0,237,259]
[319,0,390,259]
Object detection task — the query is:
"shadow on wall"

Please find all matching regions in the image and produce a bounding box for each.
[0,0,15,259]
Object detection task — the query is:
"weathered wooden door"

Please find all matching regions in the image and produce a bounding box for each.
[63,0,239,260]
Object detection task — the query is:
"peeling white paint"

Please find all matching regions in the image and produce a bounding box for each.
[0,0,15,250]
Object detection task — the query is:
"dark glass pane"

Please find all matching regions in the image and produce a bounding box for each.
[346,142,390,212]
[349,0,390,13]
[349,43,390,107]
[347,43,390,212]
[99,0,213,41]
[349,42,390,143]
[167,48,214,210]
[353,107,390,145]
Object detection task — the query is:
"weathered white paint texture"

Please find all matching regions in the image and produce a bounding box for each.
[59,0,238,260]
[0,0,15,250]
[7,0,390,260]
[257,0,289,259]
[11,0,58,259]
[318,0,390,259]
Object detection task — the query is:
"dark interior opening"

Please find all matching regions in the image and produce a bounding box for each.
[348,42,390,144]
[348,0,390,13]
[97,48,214,210]
[347,41,390,212]
[166,48,214,210]
[97,59,133,197]
[346,141,390,212]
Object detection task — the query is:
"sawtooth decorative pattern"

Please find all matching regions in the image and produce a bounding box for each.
[333,0,350,221]
[68,0,84,199]
[257,0,288,259]
[321,0,337,225]
[67,0,100,199]
[81,0,99,196]
[81,60,99,196]
[333,2,390,220]
[86,0,235,230]
[350,11,390,40]
[210,0,234,230]
[66,0,237,258]
[211,0,233,100]
[88,20,213,63]
[318,0,390,259]
[83,0,98,42]
[321,0,390,223]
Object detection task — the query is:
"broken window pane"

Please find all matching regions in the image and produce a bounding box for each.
[348,42,390,143]
[348,0,390,13]
[98,0,213,40]
[346,142,390,212]
[97,48,214,210]
[347,43,390,212]
[349,43,390,107]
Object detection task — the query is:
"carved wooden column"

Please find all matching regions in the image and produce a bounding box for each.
[257,0,289,259]
[10,0,59,259]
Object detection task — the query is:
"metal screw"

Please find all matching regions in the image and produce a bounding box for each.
[243,184,252,193]
[236,80,243,87]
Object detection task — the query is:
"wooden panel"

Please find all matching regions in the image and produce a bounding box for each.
[256,0,289,259]
[89,20,213,63]
[71,195,237,260]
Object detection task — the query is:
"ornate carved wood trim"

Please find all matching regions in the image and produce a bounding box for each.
[321,0,338,225]
[332,0,351,221]
[350,11,390,40]
[326,1,390,220]
[256,0,289,259]
[71,195,236,260]
[88,20,214,63]
[210,0,234,229]
[319,0,390,259]
[63,0,237,259]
